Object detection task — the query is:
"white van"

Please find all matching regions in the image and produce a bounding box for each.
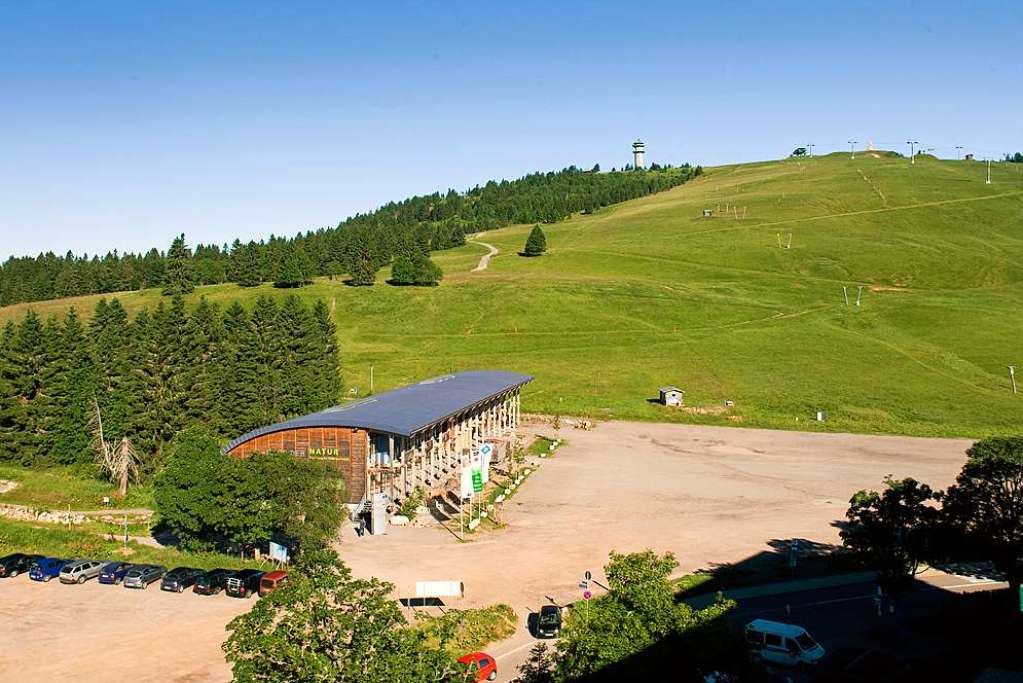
[744,619,825,666]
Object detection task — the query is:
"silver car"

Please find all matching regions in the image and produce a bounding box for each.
[59,559,108,584]
[123,564,165,589]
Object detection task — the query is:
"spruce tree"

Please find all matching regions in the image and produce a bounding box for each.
[184,297,223,429]
[390,255,415,285]
[523,225,548,256]
[50,309,95,464]
[310,299,343,408]
[7,311,48,463]
[274,243,307,288]
[162,233,196,295]
[0,321,21,462]
[219,301,263,434]
[90,298,139,454]
[277,296,318,416]
[250,296,284,423]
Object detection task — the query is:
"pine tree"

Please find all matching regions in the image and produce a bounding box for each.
[310,299,342,408]
[184,297,223,429]
[277,296,318,416]
[346,227,379,286]
[523,225,548,256]
[0,321,21,462]
[274,243,308,288]
[162,233,196,295]
[50,309,95,464]
[4,311,47,463]
[390,255,415,285]
[219,301,264,434]
[250,296,284,423]
[90,298,139,453]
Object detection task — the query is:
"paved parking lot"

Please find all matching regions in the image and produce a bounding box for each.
[0,574,251,682]
[342,420,972,681]
[0,420,973,683]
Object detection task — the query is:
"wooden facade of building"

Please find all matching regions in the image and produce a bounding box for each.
[227,426,369,502]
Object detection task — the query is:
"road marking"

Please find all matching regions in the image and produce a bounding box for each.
[494,639,538,660]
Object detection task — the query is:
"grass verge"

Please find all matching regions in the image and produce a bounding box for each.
[0,517,259,570]
[417,603,517,656]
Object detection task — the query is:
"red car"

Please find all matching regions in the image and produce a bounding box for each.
[458,651,497,682]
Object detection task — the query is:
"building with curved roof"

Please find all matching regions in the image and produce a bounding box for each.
[225,370,532,509]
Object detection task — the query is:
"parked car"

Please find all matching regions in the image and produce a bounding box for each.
[123,564,165,589]
[745,619,825,667]
[161,567,205,593]
[59,559,108,584]
[225,569,265,598]
[29,557,69,582]
[458,652,497,682]
[0,553,43,578]
[98,562,135,585]
[536,605,562,638]
[258,570,289,597]
[193,568,236,595]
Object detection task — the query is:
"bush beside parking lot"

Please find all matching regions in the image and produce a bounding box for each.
[417,603,517,657]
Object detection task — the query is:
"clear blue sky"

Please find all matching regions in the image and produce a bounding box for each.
[1,1,1020,259]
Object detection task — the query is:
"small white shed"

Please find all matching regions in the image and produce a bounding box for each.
[659,386,684,407]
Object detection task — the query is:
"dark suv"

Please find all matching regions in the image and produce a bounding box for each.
[194,568,236,595]
[0,553,43,578]
[161,567,204,593]
[536,605,563,638]
[225,569,264,598]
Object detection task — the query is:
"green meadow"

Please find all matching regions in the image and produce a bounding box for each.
[5,153,1023,438]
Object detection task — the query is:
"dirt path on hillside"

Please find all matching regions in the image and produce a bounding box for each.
[470,240,499,271]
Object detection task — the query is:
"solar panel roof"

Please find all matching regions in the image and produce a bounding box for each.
[224,370,533,451]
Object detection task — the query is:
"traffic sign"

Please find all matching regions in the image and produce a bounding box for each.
[471,469,483,493]
[479,443,493,457]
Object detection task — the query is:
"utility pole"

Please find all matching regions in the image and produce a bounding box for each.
[843,286,849,306]
[808,143,815,158]
[907,140,918,164]
[987,158,992,185]
[1010,366,1017,395]
[856,286,863,307]
[848,140,858,159]
[955,146,963,160]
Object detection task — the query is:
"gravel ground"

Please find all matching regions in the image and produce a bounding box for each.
[0,421,972,682]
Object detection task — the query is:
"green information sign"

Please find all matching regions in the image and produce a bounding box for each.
[471,469,483,493]
[1019,585,1023,613]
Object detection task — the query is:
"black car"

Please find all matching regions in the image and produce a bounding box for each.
[225,569,265,598]
[98,561,135,585]
[536,605,563,638]
[193,568,236,595]
[161,567,205,593]
[0,553,43,578]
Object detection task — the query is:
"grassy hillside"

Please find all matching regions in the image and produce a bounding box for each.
[5,153,1023,437]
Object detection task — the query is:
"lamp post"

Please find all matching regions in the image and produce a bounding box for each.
[848,140,858,159]
[955,146,963,160]
[808,143,815,158]
[987,158,992,185]
[906,140,918,164]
